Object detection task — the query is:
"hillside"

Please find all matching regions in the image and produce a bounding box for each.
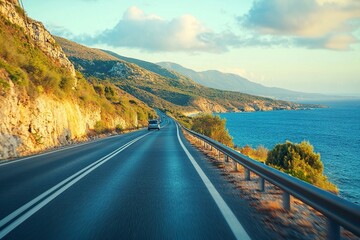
[0,0,155,159]
[103,50,179,80]
[157,62,335,101]
[55,38,316,115]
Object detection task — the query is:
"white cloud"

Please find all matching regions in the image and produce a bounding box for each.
[241,0,360,50]
[80,6,238,53]
[47,24,75,39]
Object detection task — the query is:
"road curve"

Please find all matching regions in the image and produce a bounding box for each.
[0,118,275,239]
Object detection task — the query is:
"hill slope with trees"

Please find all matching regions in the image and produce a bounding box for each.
[55,37,318,115]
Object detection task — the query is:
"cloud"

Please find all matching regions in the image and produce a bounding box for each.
[47,24,76,39]
[79,6,238,53]
[240,0,360,50]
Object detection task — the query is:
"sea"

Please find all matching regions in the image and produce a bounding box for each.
[217,100,360,204]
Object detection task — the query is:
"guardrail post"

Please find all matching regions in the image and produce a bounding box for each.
[245,168,251,180]
[224,155,229,162]
[218,150,221,161]
[327,219,340,240]
[282,192,291,211]
[232,159,237,171]
[259,177,265,192]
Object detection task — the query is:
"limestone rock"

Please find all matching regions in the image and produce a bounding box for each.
[0,76,134,159]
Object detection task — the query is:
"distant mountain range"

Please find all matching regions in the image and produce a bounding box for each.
[157,62,345,101]
[100,51,347,102]
[55,37,320,114]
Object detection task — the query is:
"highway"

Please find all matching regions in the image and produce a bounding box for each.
[0,119,276,239]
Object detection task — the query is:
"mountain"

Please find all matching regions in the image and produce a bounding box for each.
[157,62,336,101]
[0,0,155,159]
[102,50,179,80]
[56,38,318,116]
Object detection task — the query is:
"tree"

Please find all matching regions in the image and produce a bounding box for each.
[191,114,233,147]
[266,141,337,192]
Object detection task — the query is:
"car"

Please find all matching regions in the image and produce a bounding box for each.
[148,120,160,131]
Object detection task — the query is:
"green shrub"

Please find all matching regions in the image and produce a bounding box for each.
[0,59,28,86]
[104,85,117,101]
[137,110,146,123]
[59,76,75,93]
[94,121,107,134]
[191,114,233,147]
[266,141,338,192]
[115,124,123,133]
[93,84,105,96]
[0,78,10,95]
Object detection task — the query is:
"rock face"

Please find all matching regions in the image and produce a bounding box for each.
[192,98,227,113]
[0,76,136,159]
[0,0,76,78]
[0,79,97,158]
[0,0,143,159]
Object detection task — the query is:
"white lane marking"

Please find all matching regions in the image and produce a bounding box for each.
[0,131,143,167]
[0,133,150,239]
[0,135,142,229]
[176,124,251,240]
[0,143,89,167]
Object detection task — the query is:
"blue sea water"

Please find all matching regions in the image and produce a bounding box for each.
[217,101,360,204]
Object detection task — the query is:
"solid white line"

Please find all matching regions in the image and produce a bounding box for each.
[0,135,142,229]
[176,124,251,240]
[0,132,142,167]
[0,143,87,167]
[0,133,150,239]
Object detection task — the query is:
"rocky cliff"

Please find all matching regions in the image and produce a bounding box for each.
[0,78,97,158]
[0,0,153,159]
[0,74,147,159]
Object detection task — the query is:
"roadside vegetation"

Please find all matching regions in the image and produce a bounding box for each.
[181,113,337,193]
[267,141,338,193]
[239,142,338,192]
[191,114,233,147]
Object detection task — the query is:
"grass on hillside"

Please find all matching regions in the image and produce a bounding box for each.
[0,15,156,132]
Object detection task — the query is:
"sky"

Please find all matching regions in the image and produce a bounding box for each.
[22,0,360,96]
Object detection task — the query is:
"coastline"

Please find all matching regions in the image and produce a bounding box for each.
[216,100,360,204]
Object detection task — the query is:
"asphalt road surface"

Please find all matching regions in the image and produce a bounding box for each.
[0,118,276,239]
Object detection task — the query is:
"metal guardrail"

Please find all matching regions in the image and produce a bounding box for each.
[181,125,360,240]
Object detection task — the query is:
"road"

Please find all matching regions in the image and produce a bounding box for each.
[0,118,275,239]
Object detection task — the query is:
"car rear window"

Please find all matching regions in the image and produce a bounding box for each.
[149,120,158,124]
